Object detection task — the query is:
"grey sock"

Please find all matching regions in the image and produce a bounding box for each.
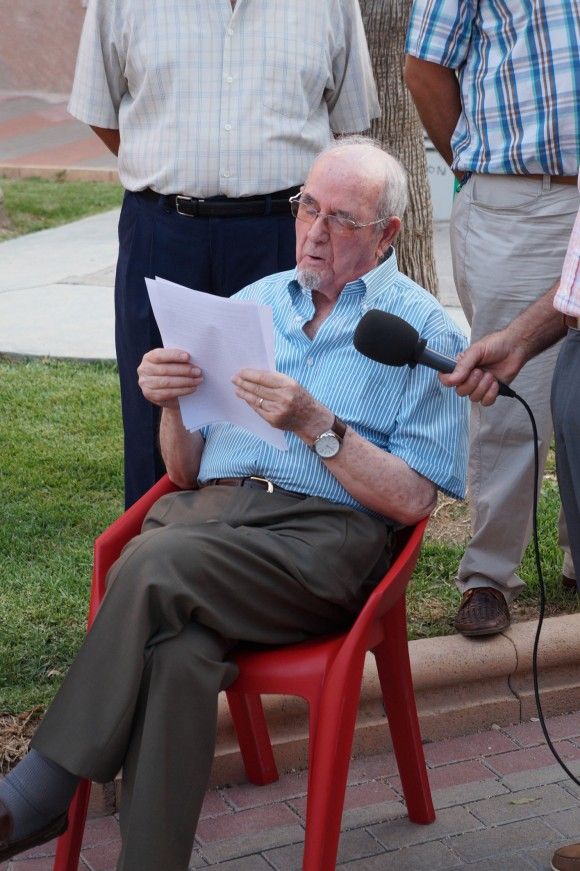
[0,749,78,841]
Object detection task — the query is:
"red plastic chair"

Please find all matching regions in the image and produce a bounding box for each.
[53,475,434,871]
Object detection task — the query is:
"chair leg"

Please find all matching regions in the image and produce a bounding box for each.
[374,596,435,824]
[226,691,279,785]
[52,779,91,871]
[301,662,365,871]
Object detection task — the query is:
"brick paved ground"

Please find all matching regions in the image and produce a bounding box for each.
[2,711,580,870]
[0,94,117,177]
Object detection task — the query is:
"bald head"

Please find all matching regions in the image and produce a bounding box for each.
[307,136,408,225]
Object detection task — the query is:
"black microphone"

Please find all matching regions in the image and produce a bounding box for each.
[353,309,516,398]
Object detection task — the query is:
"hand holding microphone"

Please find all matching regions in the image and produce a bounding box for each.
[353,309,517,402]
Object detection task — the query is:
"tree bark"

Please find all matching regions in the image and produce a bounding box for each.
[360,0,439,296]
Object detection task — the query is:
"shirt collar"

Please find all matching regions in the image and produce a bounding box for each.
[287,246,399,307]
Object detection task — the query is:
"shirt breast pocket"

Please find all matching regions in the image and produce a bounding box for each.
[261,35,329,122]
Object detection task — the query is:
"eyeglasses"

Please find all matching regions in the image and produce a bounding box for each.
[289,193,386,236]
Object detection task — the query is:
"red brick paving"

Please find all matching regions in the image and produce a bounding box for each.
[423,729,518,766]
[485,740,580,776]
[291,779,398,821]
[196,803,301,844]
[1,137,112,168]
[0,94,116,177]
[3,715,580,868]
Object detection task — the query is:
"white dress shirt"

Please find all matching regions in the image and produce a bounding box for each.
[69,0,380,196]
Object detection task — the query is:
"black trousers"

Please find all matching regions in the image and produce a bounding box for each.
[552,328,580,582]
[33,487,393,870]
[115,191,297,508]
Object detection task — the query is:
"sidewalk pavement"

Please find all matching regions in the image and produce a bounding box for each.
[3,712,580,870]
[6,92,566,871]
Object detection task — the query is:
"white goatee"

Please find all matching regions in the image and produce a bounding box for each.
[297,269,322,291]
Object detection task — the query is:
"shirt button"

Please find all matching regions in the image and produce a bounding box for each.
[226,75,234,84]
[224,123,232,131]
[294,315,301,323]
[306,357,314,366]
[227,28,234,36]
[222,171,231,178]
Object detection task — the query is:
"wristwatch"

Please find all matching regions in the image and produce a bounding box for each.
[311,416,347,459]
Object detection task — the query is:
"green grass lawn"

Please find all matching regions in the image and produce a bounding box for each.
[0,357,578,716]
[0,176,123,239]
[0,358,124,713]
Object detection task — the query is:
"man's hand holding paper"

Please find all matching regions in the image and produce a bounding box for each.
[138,348,204,409]
[145,277,288,450]
[232,368,332,445]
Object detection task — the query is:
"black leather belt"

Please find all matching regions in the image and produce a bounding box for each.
[137,186,300,217]
[200,477,308,499]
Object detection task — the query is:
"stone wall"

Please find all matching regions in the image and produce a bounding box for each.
[0,0,86,96]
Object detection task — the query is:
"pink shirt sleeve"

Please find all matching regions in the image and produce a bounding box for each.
[554,174,580,316]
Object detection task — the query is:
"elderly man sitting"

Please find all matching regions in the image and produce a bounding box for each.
[0,137,468,871]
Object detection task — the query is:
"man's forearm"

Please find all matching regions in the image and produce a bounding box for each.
[160,408,204,490]
[404,56,461,169]
[504,282,566,362]
[90,126,120,156]
[324,430,437,526]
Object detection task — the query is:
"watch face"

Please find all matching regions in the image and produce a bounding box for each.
[314,432,340,458]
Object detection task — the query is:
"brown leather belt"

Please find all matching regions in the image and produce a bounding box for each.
[200,477,308,499]
[563,314,580,329]
[137,186,300,217]
[512,173,577,186]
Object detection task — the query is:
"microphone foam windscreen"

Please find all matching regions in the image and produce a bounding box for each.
[353,309,420,367]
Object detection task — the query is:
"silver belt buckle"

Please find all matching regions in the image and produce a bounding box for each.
[249,476,275,493]
[176,195,203,216]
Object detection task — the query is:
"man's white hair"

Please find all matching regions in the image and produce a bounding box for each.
[317,135,408,228]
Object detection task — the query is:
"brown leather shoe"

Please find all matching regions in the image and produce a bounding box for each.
[0,799,67,862]
[562,574,578,592]
[552,842,580,870]
[454,587,510,637]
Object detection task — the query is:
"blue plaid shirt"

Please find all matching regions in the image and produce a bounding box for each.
[199,252,469,518]
[405,0,580,175]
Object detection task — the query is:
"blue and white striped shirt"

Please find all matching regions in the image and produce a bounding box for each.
[405,0,580,175]
[199,252,469,517]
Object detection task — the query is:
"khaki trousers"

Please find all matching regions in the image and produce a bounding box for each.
[451,174,580,601]
[32,486,392,871]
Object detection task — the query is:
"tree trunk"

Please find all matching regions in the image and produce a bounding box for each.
[360,0,439,296]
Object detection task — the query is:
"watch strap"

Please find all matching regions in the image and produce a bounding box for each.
[331,415,346,441]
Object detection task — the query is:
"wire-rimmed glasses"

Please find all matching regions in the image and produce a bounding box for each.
[289,193,386,236]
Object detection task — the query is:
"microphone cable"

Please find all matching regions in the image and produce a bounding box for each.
[511,391,580,787]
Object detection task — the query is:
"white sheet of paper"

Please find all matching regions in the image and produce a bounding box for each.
[145,277,288,450]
